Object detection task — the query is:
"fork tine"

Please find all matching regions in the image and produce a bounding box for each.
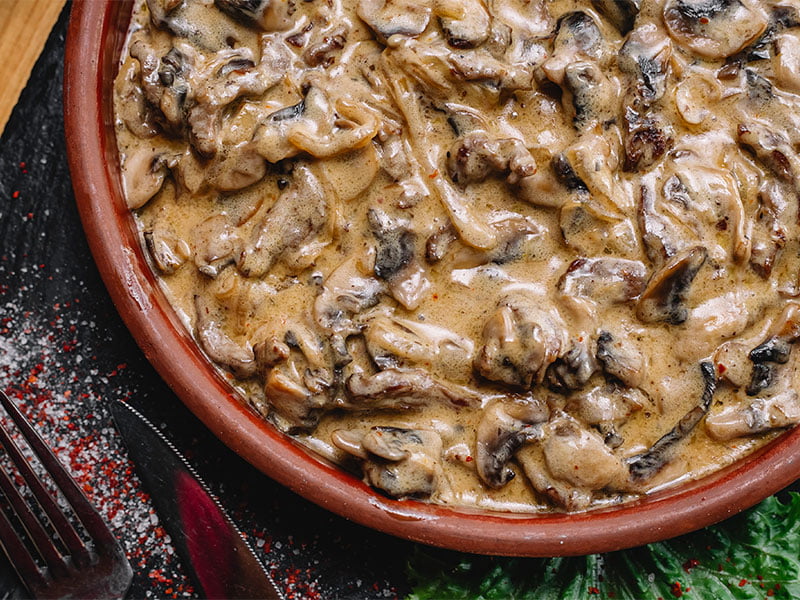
[0,392,91,566]
[0,499,48,591]
[0,460,67,575]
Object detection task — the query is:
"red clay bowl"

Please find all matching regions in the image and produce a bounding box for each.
[63,0,800,557]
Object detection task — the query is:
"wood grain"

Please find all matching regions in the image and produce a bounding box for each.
[0,0,67,136]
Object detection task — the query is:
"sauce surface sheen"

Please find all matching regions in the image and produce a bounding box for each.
[115,0,800,513]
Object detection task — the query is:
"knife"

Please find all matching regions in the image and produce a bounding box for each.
[110,401,284,600]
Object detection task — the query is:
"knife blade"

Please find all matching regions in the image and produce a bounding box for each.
[110,400,284,600]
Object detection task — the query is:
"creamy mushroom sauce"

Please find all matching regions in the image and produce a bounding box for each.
[115,0,800,513]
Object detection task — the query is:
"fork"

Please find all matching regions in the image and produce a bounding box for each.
[0,391,132,599]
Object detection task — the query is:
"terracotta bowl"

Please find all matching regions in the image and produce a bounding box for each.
[63,0,800,557]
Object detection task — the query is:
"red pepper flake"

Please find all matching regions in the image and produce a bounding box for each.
[738,579,748,587]
[699,16,709,24]
[11,191,19,199]
[465,456,473,462]
[682,558,700,573]
[670,582,683,598]
[767,589,775,597]
[757,575,764,581]
[717,363,726,374]
[588,586,600,594]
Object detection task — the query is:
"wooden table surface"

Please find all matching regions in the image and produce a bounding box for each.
[0,0,67,136]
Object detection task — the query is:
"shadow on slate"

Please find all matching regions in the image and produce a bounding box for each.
[0,2,415,598]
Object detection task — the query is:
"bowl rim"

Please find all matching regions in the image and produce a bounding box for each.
[63,0,800,557]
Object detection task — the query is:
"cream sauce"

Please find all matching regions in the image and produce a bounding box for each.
[115,0,800,512]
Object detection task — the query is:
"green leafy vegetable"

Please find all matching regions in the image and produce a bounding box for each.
[407,493,800,599]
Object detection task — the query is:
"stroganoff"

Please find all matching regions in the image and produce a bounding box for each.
[115,0,800,512]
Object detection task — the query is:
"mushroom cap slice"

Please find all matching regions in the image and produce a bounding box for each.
[663,0,768,60]
[357,0,432,42]
[706,390,800,440]
[543,416,628,490]
[636,246,707,325]
[475,399,548,489]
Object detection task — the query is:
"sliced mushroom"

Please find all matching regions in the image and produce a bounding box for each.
[636,246,707,325]
[772,30,800,93]
[253,85,380,163]
[565,384,646,448]
[732,4,800,66]
[559,198,641,259]
[363,313,474,379]
[713,340,752,388]
[369,209,415,280]
[544,338,598,393]
[446,132,536,187]
[750,181,788,279]
[115,56,160,139]
[541,11,609,86]
[706,390,800,440]
[542,414,629,491]
[596,331,645,388]
[562,132,629,215]
[381,66,498,249]
[303,28,348,67]
[368,209,431,310]
[314,255,385,347]
[627,361,716,481]
[591,0,640,35]
[194,294,257,378]
[193,215,242,278]
[237,164,330,277]
[558,258,648,305]
[264,365,331,431]
[130,41,194,131]
[120,146,172,210]
[146,0,182,28]
[344,367,483,410]
[618,23,672,106]
[551,153,588,192]
[447,50,534,91]
[376,134,429,208]
[187,35,290,158]
[474,293,568,389]
[436,0,490,49]
[425,224,458,263]
[144,226,190,275]
[358,0,432,42]
[675,73,721,126]
[638,183,682,265]
[623,109,673,172]
[214,0,295,31]
[554,11,605,60]
[475,399,549,488]
[663,0,768,60]
[737,122,799,188]
[449,214,541,269]
[745,302,800,395]
[562,60,618,129]
[515,444,593,511]
[332,426,444,498]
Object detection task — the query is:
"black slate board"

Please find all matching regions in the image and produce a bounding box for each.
[0,5,416,598]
